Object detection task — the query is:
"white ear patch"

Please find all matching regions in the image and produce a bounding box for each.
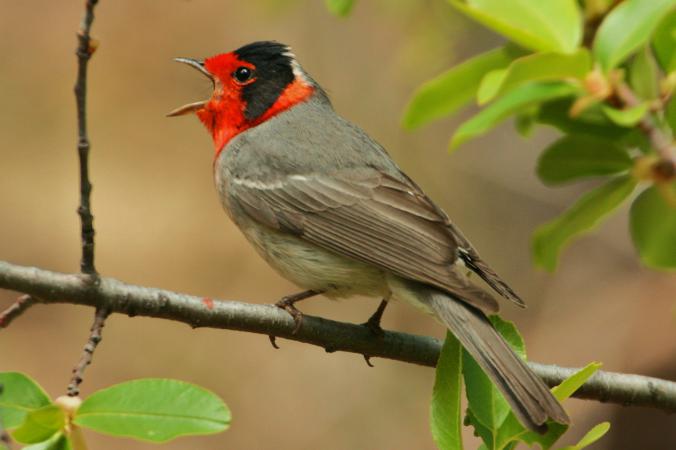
[283,48,312,86]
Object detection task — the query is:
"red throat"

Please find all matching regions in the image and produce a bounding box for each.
[195,55,315,162]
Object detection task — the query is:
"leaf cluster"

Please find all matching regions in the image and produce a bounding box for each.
[0,374,230,449]
[399,0,676,271]
[431,321,609,450]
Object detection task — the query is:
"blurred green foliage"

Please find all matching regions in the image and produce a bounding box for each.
[335,0,676,447]
[399,0,676,272]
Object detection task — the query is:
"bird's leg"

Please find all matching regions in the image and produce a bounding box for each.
[362,297,390,336]
[274,289,323,335]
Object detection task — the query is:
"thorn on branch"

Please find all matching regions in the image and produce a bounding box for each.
[67,307,110,397]
[0,295,36,328]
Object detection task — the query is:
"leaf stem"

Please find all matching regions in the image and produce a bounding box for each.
[615,81,676,180]
[0,295,35,328]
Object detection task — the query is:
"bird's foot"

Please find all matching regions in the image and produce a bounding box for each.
[361,298,389,337]
[361,315,384,337]
[275,296,305,334]
[268,290,323,348]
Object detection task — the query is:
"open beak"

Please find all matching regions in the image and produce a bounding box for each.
[167,57,214,117]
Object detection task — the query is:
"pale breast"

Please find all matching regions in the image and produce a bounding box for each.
[236,213,389,299]
[213,131,390,299]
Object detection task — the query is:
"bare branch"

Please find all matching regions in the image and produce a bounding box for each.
[74,0,99,275]
[67,307,110,397]
[531,362,676,410]
[0,295,36,328]
[1,259,674,412]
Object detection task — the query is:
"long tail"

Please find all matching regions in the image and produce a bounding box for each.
[424,288,569,433]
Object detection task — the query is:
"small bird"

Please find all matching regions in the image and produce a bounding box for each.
[168,41,569,432]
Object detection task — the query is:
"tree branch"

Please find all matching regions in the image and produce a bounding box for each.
[1,259,674,412]
[67,307,110,397]
[0,295,36,328]
[74,0,99,275]
[65,0,106,399]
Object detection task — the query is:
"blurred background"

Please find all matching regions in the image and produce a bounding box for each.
[1,1,674,448]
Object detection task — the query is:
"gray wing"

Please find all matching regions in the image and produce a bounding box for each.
[397,172,526,307]
[230,168,523,313]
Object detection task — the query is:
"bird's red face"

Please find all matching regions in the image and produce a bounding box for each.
[168,42,315,158]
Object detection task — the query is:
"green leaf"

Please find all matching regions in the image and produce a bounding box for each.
[630,185,676,269]
[575,422,611,449]
[448,0,582,53]
[489,316,526,359]
[552,362,602,401]
[517,422,568,450]
[463,353,511,433]
[74,379,230,443]
[593,0,676,71]
[402,46,522,129]
[469,319,529,450]
[667,97,676,134]
[536,99,631,139]
[493,362,601,450]
[463,316,526,449]
[560,422,611,450]
[536,99,652,152]
[652,9,676,71]
[537,135,633,185]
[12,405,64,444]
[23,433,72,450]
[477,69,508,105]
[532,175,637,271]
[465,408,497,449]
[629,47,658,100]
[478,50,591,104]
[0,372,51,429]
[451,82,578,149]
[490,409,567,450]
[430,332,463,450]
[514,107,538,137]
[601,103,650,127]
[325,0,355,17]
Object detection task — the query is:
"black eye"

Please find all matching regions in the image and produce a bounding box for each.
[233,66,253,83]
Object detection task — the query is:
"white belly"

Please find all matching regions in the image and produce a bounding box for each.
[238,215,390,299]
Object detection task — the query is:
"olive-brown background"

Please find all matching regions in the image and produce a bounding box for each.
[1,1,674,449]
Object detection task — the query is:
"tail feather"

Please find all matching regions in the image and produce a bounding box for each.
[426,289,569,432]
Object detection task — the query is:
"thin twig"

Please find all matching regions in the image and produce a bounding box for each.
[0,295,36,328]
[615,81,676,179]
[63,0,106,399]
[67,307,110,397]
[74,0,99,275]
[0,260,674,412]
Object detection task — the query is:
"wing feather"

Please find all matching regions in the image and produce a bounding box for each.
[230,169,514,313]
